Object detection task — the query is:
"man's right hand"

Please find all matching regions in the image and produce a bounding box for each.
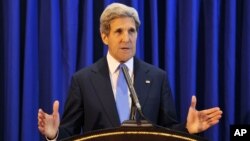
[38,100,60,139]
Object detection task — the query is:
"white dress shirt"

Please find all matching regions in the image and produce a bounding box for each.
[106,51,133,109]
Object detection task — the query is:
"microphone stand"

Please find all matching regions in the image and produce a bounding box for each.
[121,65,152,127]
[130,102,137,120]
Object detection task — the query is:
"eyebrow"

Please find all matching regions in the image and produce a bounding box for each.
[113,27,136,32]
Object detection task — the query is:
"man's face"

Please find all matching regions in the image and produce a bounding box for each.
[101,17,137,63]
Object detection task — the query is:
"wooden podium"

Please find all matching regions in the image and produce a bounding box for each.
[60,120,208,141]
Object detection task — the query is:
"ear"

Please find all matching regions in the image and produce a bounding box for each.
[101,32,108,45]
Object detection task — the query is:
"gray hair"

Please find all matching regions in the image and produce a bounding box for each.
[100,3,141,35]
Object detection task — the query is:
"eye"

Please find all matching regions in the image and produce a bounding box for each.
[129,28,136,34]
[115,28,122,34]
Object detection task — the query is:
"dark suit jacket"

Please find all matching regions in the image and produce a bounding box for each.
[58,57,186,139]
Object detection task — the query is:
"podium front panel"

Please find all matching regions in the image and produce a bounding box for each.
[61,126,207,141]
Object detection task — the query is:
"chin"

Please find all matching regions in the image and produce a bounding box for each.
[117,53,134,62]
[119,57,131,63]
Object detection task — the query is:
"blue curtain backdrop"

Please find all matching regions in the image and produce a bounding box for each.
[1,0,250,141]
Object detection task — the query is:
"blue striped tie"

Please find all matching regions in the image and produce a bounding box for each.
[116,64,130,123]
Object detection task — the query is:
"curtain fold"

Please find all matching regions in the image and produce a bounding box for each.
[0,0,4,139]
[164,0,176,101]
[60,0,79,105]
[21,0,39,140]
[203,0,220,139]
[1,0,249,141]
[177,0,199,121]
[150,0,159,66]
[3,0,21,140]
[220,0,236,141]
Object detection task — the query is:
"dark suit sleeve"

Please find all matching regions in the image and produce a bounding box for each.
[158,72,188,132]
[58,75,84,139]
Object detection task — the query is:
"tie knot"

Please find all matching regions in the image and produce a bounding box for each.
[119,63,125,68]
[118,64,128,72]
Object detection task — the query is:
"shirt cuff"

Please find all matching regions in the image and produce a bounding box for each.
[45,130,59,141]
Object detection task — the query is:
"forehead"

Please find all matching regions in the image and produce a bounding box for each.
[109,17,136,30]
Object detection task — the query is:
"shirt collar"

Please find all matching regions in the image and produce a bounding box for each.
[107,51,134,75]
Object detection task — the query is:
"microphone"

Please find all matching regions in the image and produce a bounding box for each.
[121,65,145,120]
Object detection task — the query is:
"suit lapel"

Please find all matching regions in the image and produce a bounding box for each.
[89,58,120,126]
[88,57,152,125]
[134,58,152,109]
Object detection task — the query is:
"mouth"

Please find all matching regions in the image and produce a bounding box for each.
[120,47,130,50]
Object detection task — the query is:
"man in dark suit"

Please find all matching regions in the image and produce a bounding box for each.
[38,3,222,140]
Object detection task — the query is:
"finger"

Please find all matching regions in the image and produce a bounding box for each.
[38,109,46,124]
[202,107,221,115]
[38,109,46,118]
[38,126,45,134]
[208,119,220,126]
[207,109,223,118]
[38,115,43,123]
[200,108,222,121]
[38,115,46,126]
[208,113,222,122]
[190,95,197,109]
[53,100,59,116]
[38,109,44,116]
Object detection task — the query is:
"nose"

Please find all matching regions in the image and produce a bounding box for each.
[122,31,129,42]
